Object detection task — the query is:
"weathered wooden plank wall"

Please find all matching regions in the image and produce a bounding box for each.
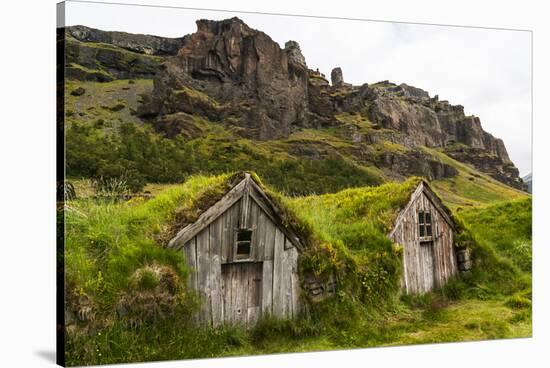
[182,196,301,328]
[391,190,458,294]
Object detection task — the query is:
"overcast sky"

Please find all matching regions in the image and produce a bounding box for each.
[64,1,532,176]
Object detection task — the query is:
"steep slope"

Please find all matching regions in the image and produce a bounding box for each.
[63,18,527,194]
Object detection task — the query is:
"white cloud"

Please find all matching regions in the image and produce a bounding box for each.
[65,1,532,176]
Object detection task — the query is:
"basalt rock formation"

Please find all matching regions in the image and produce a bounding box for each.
[140,18,314,139]
[64,19,527,191]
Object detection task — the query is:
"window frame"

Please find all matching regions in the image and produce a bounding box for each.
[418,209,433,241]
[234,228,253,261]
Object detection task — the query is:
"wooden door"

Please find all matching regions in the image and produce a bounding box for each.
[419,241,435,292]
[221,262,262,328]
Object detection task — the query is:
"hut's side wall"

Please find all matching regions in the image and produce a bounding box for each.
[391,191,458,294]
[182,197,301,327]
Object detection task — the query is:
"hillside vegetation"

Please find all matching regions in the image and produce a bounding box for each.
[62,21,531,365]
[63,173,531,366]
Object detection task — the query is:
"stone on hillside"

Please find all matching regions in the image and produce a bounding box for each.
[285,40,307,68]
[70,87,86,96]
[331,67,345,87]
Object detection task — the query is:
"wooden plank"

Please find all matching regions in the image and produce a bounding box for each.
[253,201,264,261]
[256,210,268,261]
[388,182,424,239]
[282,244,292,318]
[209,220,223,327]
[248,182,303,250]
[289,246,300,318]
[240,180,251,229]
[272,229,285,317]
[223,201,240,264]
[221,264,232,324]
[183,238,197,290]
[263,212,276,261]
[196,228,212,325]
[233,264,248,326]
[168,178,247,249]
[422,182,456,230]
[183,238,199,323]
[261,260,273,316]
[247,263,262,327]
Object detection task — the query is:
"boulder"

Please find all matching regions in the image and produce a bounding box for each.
[70,87,86,96]
[331,67,345,87]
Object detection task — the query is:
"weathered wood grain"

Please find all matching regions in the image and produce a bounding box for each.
[234,263,248,326]
[272,229,285,317]
[248,181,303,250]
[261,260,273,315]
[390,184,458,294]
[209,219,223,327]
[247,263,262,327]
[289,246,300,318]
[222,201,240,264]
[263,211,276,261]
[196,227,212,325]
[168,179,247,249]
[221,264,232,324]
[174,174,306,327]
[282,244,292,318]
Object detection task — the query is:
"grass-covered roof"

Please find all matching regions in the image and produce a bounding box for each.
[64,172,531,366]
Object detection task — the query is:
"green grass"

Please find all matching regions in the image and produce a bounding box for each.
[458,198,532,273]
[65,174,232,306]
[64,172,531,366]
[423,147,528,210]
[65,115,385,195]
[173,86,223,108]
[65,79,153,126]
[65,35,163,78]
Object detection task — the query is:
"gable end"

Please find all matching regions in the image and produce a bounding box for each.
[167,174,303,251]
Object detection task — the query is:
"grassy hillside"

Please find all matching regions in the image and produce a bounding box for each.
[63,173,531,366]
[65,79,529,203]
[459,198,532,273]
[424,147,527,211]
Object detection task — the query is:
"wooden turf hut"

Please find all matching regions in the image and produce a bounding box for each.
[167,173,303,328]
[389,181,459,294]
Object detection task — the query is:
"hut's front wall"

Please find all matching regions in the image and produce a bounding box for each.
[391,191,458,294]
[182,198,300,328]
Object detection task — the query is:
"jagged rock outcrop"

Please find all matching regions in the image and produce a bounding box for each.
[67,25,185,55]
[64,18,526,191]
[331,67,344,87]
[141,17,319,139]
[375,150,459,180]
[285,41,307,68]
[364,82,525,190]
[65,26,173,81]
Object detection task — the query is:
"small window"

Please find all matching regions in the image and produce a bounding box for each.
[418,210,432,238]
[236,229,252,260]
[425,211,432,236]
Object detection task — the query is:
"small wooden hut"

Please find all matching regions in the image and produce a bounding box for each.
[389,181,459,294]
[167,174,303,328]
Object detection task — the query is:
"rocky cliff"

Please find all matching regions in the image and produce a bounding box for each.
[64,19,527,191]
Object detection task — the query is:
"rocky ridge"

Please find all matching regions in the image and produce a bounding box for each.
[64,19,527,191]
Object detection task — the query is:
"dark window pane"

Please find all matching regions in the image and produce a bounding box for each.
[419,224,425,237]
[237,229,252,242]
[236,241,251,258]
[236,229,253,259]
[418,211,424,224]
[425,211,432,225]
[426,224,432,236]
